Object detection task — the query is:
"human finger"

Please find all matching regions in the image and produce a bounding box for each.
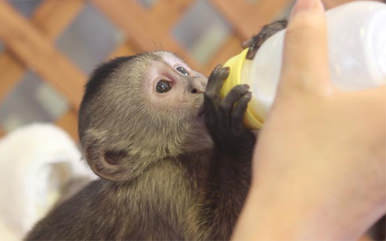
[278,0,331,96]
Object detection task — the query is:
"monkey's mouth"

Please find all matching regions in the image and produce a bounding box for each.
[197,100,206,118]
[191,93,205,117]
[196,107,207,128]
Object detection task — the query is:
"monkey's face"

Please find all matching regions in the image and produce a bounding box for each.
[79,52,212,176]
[144,51,207,120]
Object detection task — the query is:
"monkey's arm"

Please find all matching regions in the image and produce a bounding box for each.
[243,20,288,59]
[202,66,256,239]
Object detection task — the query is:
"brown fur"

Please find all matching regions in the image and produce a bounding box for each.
[26,52,253,241]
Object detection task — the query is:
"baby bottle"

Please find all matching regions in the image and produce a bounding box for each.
[221,1,386,129]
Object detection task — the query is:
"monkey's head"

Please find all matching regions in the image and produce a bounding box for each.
[78,51,211,182]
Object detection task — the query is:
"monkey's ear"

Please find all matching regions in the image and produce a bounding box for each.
[85,146,135,182]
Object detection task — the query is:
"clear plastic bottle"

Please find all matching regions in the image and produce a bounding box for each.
[221,1,386,129]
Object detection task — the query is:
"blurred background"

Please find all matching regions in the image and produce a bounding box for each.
[0,0,383,141]
[0,1,385,240]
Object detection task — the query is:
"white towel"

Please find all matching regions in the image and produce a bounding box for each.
[0,123,97,240]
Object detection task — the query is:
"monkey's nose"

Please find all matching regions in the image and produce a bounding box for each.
[190,87,205,94]
[189,79,206,94]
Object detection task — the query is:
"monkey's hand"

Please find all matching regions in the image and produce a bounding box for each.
[203,65,255,156]
[242,19,287,60]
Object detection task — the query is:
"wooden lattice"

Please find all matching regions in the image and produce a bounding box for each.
[0,0,355,140]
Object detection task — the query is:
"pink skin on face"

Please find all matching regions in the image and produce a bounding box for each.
[145,52,208,112]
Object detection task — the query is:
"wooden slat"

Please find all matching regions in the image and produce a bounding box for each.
[31,0,85,40]
[205,35,242,75]
[211,0,292,40]
[91,0,170,51]
[0,1,86,109]
[56,110,79,142]
[91,0,200,71]
[0,0,85,106]
[108,41,137,60]
[0,54,23,103]
[151,0,193,27]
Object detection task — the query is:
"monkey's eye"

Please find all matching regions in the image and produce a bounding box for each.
[156,80,172,93]
[176,66,189,76]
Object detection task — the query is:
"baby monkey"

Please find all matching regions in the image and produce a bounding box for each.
[25,22,289,241]
[25,52,254,240]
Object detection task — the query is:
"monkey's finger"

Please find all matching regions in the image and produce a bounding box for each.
[263,20,288,34]
[203,95,217,112]
[241,38,253,49]
[232,92,252,129]
[279,0,332,96]
[246,46,258,60]
[206,66,230,99]
[203,96,220,124]
[206,65,223,91]
[245,20,287,59]
[221,85,250,113]
[211,67,230,98]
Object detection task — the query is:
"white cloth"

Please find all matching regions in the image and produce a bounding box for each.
[0,124,96,240]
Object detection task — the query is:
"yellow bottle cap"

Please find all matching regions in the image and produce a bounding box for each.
[222,49,264,129]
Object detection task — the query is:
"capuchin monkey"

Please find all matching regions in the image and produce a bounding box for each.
[25,50,254,240]
[25,28,269,240]
[23,21,290,241]
[25,21,289,241]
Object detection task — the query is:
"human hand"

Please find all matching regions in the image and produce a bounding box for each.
[323,0,385,9]
[232,0,386,240]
